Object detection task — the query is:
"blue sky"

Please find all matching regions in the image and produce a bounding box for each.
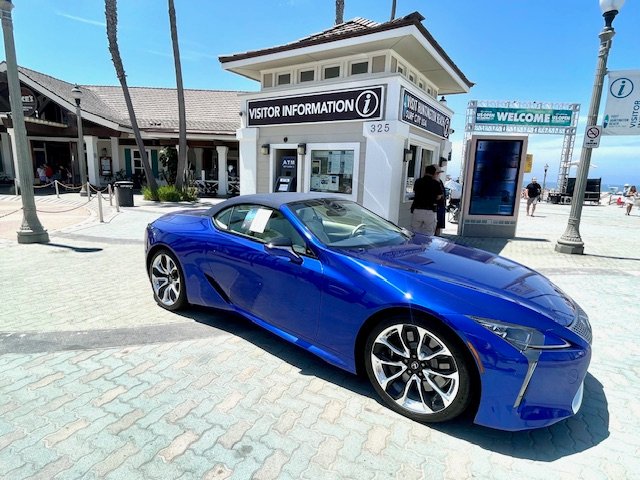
[3,0,639,188]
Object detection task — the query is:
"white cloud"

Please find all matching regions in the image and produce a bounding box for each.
[56,12,105,28]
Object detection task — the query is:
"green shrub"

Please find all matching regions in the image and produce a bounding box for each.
[181,187,199,202]
[157,185,182,202]
[142,186,159,201]
[142,185,199,202]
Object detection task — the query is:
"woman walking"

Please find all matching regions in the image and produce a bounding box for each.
[624,185,637,215]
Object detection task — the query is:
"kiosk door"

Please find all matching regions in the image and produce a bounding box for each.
[274,150,297,192]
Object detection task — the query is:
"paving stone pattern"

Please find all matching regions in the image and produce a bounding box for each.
[0,194,638,479]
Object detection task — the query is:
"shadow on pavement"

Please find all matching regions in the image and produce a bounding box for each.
[442,235,550,256]
[184,307,609,460]
[45,242,103,253]
[430,373,609,460]
[585,253,640,262]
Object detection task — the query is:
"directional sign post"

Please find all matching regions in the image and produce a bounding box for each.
[583,125,602,148]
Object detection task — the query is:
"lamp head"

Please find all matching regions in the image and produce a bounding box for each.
[599,0,625,14]
[599,0,625,29]
[71,84,82,101]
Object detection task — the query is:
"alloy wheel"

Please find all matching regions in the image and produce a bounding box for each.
[151,252,182,307]
[370,323,460,415]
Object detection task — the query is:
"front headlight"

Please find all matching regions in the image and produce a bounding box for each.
[470,316,570,352]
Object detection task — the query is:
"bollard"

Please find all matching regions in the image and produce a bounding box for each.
[108,184,113,206]
[55,180,60,198]
[114,185,120,212]
[87,182,91,201]
[97,191,104,223]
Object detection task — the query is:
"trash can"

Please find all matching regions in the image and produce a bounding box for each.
[115,181,134,207]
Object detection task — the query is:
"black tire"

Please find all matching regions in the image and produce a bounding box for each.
[364,316,472,423]
[149,249,187,311]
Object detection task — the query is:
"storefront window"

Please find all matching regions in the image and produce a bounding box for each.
[309,150,354,195]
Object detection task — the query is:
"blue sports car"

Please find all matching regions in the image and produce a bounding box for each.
[145,193,592,431]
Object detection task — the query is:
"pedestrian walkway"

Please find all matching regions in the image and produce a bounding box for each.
[0,194,638,479]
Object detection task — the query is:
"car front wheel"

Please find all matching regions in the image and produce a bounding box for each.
[149,249,186,311]
[364,317,472,423]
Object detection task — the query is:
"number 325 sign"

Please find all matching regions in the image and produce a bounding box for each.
[364,121,395,135]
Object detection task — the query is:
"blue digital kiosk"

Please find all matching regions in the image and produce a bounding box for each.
[458,135,529,238]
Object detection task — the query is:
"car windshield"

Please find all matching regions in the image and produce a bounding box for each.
[288,198,410,249]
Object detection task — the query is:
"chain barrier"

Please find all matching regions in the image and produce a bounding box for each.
[33,181,56,189]
[35,196,96,214]
[53,180,83,191]
[88,183,110,194]
[0,208,22,219]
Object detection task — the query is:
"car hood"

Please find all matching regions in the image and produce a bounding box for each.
[349,236,576,326]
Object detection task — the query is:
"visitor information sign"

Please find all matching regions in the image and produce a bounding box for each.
[602,70,640,136]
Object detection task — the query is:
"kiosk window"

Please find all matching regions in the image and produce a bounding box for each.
[277,73,291,86]
[309,150,354,195]
[371,55,385,73]
[323,65,340,80]
[350,61,368,75]
[299,70,315,82]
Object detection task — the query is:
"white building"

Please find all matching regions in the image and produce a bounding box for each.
[220,12,473,226]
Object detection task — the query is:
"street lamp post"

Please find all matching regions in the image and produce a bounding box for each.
[71,85,88,196]
[556,0,625,255]
[542,163,549,201]
[0,0,48,243]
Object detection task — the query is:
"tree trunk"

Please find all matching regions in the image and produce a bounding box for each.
[168,0,188,191]
[390,0,397,21]
[105,0,158,195]
[335,0,344,24]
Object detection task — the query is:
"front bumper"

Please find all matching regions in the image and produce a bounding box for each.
[468,334,591,431]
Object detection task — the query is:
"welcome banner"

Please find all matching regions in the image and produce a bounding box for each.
[475,107,573,127]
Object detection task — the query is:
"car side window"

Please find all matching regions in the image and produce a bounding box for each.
[213,204,310,255]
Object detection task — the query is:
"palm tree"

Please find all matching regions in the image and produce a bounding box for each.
[105,0,158,195]
[390,0,397,20]
[335,0,344,24]
[168,0,187,191]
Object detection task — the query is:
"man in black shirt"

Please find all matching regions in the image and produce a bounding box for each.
[411,165,443,235]
[525,177,542,216]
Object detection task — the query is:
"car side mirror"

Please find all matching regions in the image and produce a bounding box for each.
[265,237,303,265]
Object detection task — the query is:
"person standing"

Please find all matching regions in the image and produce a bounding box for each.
[624,185,637,216]
[411,165,442,236]
[36,164,46,184]
[525,177,542,216]
[434,168,446,236]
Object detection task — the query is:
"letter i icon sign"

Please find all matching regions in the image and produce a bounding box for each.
[363,94,371,114]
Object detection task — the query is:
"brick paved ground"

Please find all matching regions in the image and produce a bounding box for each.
[0,193,638,479]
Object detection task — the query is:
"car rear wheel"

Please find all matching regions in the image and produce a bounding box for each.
[149,249,186,311]
[364,317,472,423]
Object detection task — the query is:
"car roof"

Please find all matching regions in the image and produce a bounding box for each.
[206,193,346,215]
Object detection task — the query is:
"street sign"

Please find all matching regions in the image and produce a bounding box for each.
[602,70,640,135]
[583,125,602,148]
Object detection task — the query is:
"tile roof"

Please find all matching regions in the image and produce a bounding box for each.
[86,86,244,134]
[219,12,472,89]
[12,64,245,135]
